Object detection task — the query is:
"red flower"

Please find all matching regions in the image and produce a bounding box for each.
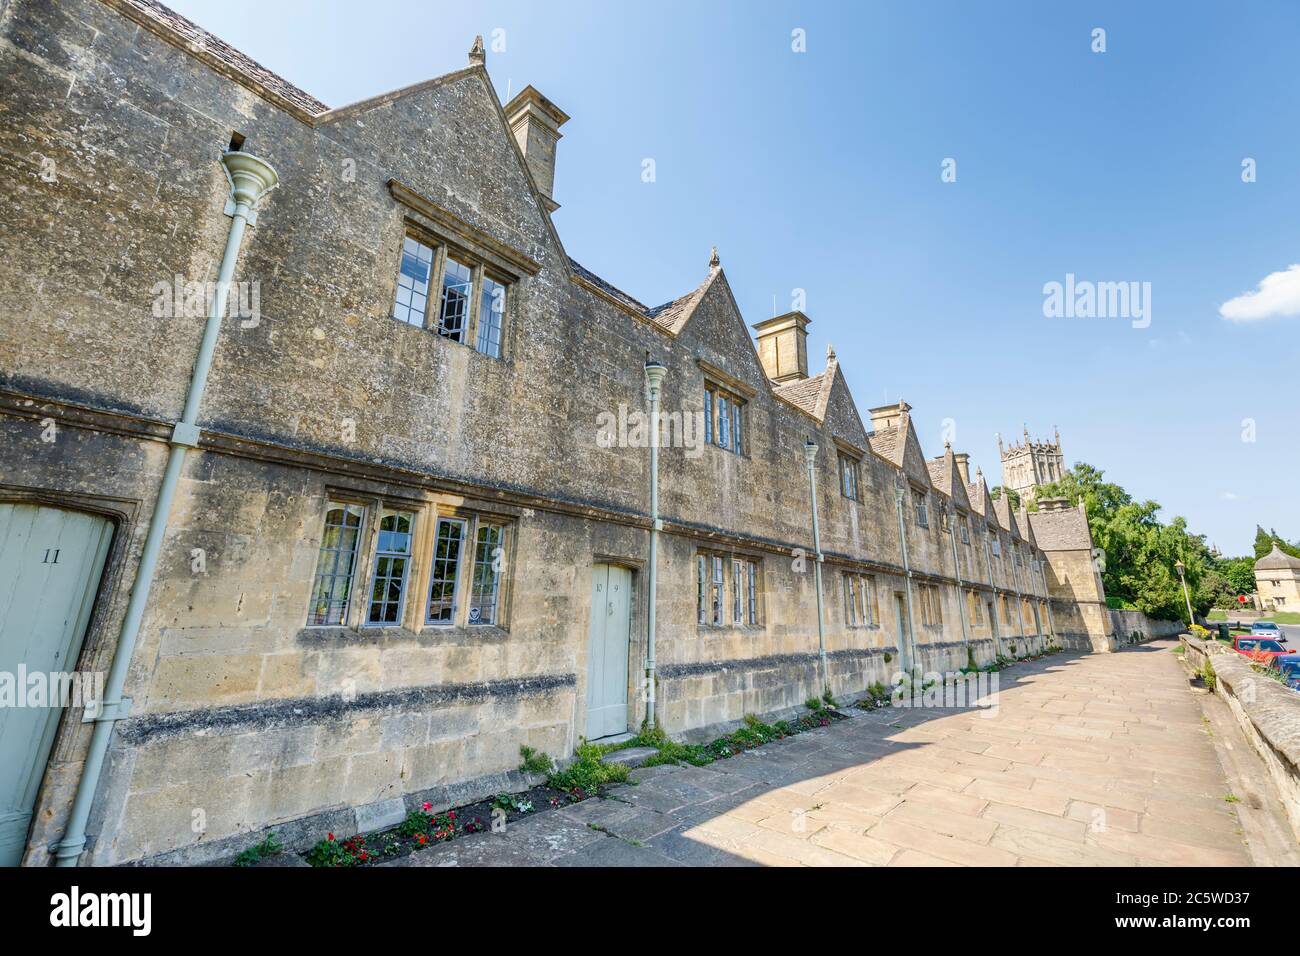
[417,834,427,845]
[327,833,335,841]
[359,851,368,861]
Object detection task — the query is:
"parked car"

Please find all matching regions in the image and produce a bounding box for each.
[1274,654,1300,691]
[1233,636,1290,665]
[1251,621,1287,643]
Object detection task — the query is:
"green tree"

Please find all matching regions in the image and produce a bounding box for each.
[989,486,1020,511]
[1036,463,1215,623]
[1254,525,1300,560]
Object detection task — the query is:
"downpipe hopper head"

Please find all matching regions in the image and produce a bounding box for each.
[221,150,279,222]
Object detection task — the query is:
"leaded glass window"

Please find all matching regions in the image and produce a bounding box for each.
[468,522,505,625]
[426,517,466,624]
[438,256,473,342]
[476,275,506,358]
[307,502,365,626]
[392,237,433,326]
[367,509,414,625]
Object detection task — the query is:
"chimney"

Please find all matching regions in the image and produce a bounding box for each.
[954,452,971,484]
[503,85,569,213]
[867,400,911,433]
[752,311,810,383]
[1037,496,1069,512]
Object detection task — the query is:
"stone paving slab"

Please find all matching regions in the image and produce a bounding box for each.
[387,640,1291,866]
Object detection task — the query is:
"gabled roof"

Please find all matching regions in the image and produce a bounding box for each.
[868,425,904,464]
[962,466,998,521]
[993,494,1021,539]
[1026,505,1094,552]
[925,447,971,513]
[1017,507,1037,547]
[111,0,329,116]
[775,372,828,417]
[1256,543,1300,572]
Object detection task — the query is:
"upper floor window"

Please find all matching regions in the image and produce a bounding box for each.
[390,234,509,359]
[990,533,1001,557]
[393,238,434,327]
[959,515,970,545]
[704,385,745,455]
[438,256,473,342]
[913,490,929,528]
[839,453,860,501]
[477,276,507,358]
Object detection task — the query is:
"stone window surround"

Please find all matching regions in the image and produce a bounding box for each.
[698,361,755,458]
[304,489,517,635]
[392,226,514,358]
[843,571,877,628]
[697,548,764,630]
[387,179,543,362]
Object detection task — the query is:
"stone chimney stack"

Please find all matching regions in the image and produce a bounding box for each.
[752,311,810,383]
[503,85,569,213]
[1037,496,1069,513]
[868,400,911,433]
[954,452,971,485]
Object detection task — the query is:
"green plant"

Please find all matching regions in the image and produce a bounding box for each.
[306,833,366,867]
[1201,657,1217,693]
[398,810,431,837]
[493,792,533,814]
[519,744,554,776]
[1223,793,1241,804]
[233,831,282,867]
[547,742,630,793]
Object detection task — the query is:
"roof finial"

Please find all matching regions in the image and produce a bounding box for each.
[469,35,486,67]
[709,246,720,270]
[826,343,836,361]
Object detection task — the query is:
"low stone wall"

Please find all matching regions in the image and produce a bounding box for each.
[1112,609,1184,645]
[1181,634,1300,842]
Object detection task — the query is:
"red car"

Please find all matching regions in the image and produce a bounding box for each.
[1232,636,1289,665]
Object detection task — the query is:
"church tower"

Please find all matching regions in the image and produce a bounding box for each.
[998,426,1065,502]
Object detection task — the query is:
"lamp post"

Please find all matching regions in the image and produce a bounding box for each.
[804,440,830,694]
[1175,559,1194,626]
[643,360,666,727]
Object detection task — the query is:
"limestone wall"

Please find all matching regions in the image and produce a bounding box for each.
[1181,635,1300,841]
[2,0,1065,866]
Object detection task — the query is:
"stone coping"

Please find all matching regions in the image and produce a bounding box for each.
[1182,633,1300,838]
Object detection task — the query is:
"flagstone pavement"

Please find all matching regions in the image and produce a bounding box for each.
[386,639,1296,867]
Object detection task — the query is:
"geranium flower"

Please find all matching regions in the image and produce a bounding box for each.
[422,802,432,812]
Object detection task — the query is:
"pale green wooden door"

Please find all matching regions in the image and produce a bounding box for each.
[586,564,631,739]
[0,504,113,866]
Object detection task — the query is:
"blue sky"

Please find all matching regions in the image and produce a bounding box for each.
[169,0,1300,556]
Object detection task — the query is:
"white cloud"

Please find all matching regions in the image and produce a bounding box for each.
[1220,263,1300,322]
[1221,491,1239,500]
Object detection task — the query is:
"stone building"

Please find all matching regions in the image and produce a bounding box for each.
[0,0,1106,866]
[998,427,1066,503]
[1255,545,1300,612]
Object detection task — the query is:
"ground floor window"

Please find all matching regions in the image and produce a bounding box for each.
[367,509,415,625]
[307,501,365,626]
[918,584,943,626]
[698,550,761,627]
[844,572,875,626]
[306,498,511,630]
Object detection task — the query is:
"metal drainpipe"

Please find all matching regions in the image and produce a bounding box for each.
[55,151,278,866]
[892,485,920,678]
[643,361,666,727]
[948,514,969,658]
[803,441,829,694]
[1010,545,1027,650]
[982,533,1002,659]
[1040,561,1058,641]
